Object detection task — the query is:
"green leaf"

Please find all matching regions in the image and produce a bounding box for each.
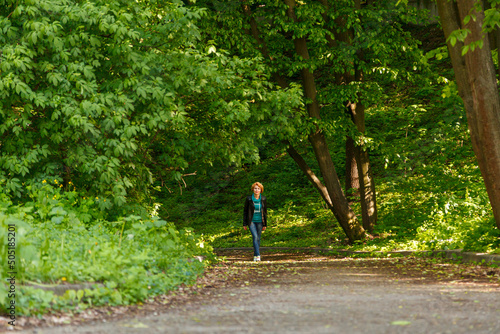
[391,321,411,326]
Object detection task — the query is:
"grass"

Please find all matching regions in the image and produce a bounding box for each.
[0,183,214,316]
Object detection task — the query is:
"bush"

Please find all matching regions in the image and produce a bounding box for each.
[0,182,213,316]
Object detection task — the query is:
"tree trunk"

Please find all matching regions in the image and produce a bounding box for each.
[349,102,377,233]
[437,0,500,229]
[324,0,377,232]
[286,142,333,208]
[283,0,366,242]
[345,135,360,201]
[285,142,363,239]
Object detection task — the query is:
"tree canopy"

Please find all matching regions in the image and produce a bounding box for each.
[186,0,428,241]
[1,0,500,243]
[0,0,302,207]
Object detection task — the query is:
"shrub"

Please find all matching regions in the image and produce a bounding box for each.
[0,183,213,316]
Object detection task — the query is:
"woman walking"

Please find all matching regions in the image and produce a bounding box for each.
[243,182,267,261]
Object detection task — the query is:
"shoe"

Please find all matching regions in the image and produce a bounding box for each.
[254,256,261,261]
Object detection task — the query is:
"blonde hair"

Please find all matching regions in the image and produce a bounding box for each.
[251,182,264,193]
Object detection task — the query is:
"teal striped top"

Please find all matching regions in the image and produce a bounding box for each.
[251,194,262,223]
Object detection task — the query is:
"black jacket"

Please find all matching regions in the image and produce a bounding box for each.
[243,195,267,227]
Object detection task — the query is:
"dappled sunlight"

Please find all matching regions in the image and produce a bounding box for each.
[4,0,500,328]
[216,249,500,291]
[340,273,385,276]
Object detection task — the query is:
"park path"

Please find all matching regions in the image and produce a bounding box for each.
[16,250,500,333]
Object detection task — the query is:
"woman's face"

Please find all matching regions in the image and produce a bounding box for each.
[253,185,262,195]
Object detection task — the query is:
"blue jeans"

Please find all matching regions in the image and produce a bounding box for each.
[249,222,263,256]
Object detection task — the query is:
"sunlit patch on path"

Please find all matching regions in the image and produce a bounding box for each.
[14,249,500,333]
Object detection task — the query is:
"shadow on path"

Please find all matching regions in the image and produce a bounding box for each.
[14,249,500,333]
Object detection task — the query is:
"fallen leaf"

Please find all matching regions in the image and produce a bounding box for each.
[391,320,411,326]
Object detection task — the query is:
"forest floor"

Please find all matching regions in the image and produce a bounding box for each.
[9,249,500,333]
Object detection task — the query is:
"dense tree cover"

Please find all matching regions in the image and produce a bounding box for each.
[162,22,497,254]
[2,0,500,318]
[189,0,427,241]
[0,0,303,316]
[1,0,499,242]
[0,0,301,208]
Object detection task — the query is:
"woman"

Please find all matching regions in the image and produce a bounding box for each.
[243,182,267,261]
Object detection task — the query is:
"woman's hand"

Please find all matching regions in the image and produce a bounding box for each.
[244,226,247,231]
[262,226,266,232]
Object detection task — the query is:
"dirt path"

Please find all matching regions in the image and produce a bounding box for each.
[14,250,500,333]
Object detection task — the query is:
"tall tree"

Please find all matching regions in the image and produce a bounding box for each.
[192,0,422,242]
[436,0,500,229]
[281,0,366,241]
[327,0,377,232]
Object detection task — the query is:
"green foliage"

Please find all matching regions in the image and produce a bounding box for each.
[160,22,499,255]
[164,90,498,252]
[446,0,500,55]
[0,0,302,206]
[181,0,432,241]
[1,0,499,318]
[194,0,426,143]
[0,182,213,316]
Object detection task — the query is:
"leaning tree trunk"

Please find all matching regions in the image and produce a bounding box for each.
[283,0,366,242]
[243,1,365,242]
[327,0,377,233]
[437,0,500,229]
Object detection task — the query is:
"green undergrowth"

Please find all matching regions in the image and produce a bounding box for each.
[161,145,499,255]
[0,181,214,316]
[158,77,500,254]
[159,25,500,255]
[159,155,345,250]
